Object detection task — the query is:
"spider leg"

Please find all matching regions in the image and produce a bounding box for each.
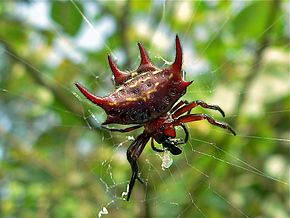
[172,100,225,119]
[175,114,236,136]
[101,124,142,133]
[170,100,189,113]
[151,138,164,152]
[126,133,150,201]
[168,123,188,146]
[179,123,189,143]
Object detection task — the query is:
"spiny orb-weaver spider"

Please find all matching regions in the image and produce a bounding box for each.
[75,35,236,201]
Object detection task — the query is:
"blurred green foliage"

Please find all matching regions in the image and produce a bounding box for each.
[0,1,289,218]
[51,1,84,36]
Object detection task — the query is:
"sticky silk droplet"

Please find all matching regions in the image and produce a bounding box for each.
[161,150,173,171]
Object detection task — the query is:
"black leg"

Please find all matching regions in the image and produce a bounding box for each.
[126,133,150,201]
[180,123,189,143]
[151,138,164,152]
[101,124,142,133]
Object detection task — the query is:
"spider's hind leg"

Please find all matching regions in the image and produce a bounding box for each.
[101,124,142,133]
[125,133,150,201]
[175,113,236,136]
[172,100,225,118]
[170,100,189,113]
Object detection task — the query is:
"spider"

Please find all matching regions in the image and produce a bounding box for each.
[75,35,236,201]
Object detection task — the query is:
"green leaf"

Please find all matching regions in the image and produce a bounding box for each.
[131,0,151,11]
[233,1,271,40]
[50,1,83,36]
[0,18,29,47]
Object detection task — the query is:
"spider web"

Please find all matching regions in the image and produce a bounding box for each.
[0,1,289,218]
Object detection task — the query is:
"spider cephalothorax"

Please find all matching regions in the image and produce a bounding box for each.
[75,35,236,201]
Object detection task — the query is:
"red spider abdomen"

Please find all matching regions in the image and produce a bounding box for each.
[75,35,193,125]
[102,70,192,124]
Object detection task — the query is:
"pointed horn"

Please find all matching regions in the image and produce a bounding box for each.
[138,42,152,65]
[170,35,182,73]
[137,43,158,73]
[108,55,130,85]
[181,80,193,88]
[75,82,107,107]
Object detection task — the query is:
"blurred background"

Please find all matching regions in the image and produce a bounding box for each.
[0,1,289,218]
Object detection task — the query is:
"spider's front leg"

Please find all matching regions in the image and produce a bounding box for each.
[126,133,150,201]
